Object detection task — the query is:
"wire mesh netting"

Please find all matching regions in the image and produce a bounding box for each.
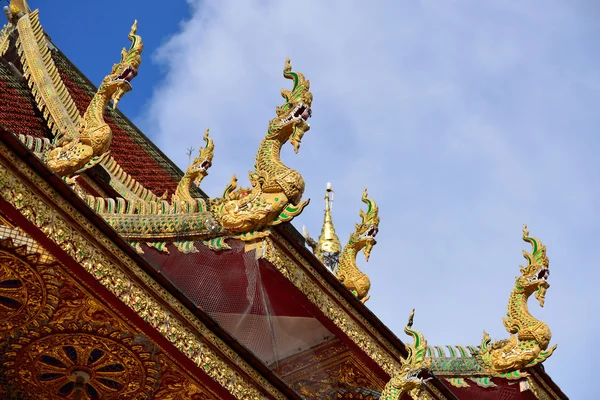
[140,239,346,394]
[0,225,54,264]
[141,239,336,361]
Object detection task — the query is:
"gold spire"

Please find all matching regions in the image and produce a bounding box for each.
[303,182,342,271]
[318,182,342,254]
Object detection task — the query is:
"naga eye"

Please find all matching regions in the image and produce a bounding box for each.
[288,103,294,108]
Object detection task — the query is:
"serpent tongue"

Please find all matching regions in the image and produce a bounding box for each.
[535,285,547,307]
[301,108,310,120]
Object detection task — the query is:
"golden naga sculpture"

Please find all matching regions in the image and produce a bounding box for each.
[172,129,214,210]
[335,188,379,303]
[477,225,557,375]
[94,58,313,248]
[380,309,432,400]
[46,20,143,177]
[212,58,312,233]
[303,182,342,271]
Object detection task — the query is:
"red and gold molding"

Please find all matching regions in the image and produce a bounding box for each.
[0,230,224,399]
[258,234,405,375]
[275,339,386,399]
[0,139,286,399]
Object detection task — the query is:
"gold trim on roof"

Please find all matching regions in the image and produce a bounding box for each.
[0,25,10,57]
[16,10,81,138]
[0,142,285,400]
[303,182,342,270]
[257,234,401,376]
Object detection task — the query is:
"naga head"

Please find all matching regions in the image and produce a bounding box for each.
[6,0,31,24]
[516,225,550,307]
[187,129,214,184]
[268,58,313,153]
[388,310,432,394]
[102,20,143,109]
[351,188,380,261]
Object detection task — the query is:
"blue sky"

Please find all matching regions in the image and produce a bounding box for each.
[36,0,599,397]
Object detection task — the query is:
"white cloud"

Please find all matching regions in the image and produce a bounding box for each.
[139,0,599,396]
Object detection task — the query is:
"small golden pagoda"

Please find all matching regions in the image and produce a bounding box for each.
[303,182,342,271]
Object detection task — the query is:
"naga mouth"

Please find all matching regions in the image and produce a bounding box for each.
[537,268,549,281]
[367,226,378,239]
[360,225,379,243]
[294,104,312,121]
[193,160,212,172]
[112,66,137,89]
[281,102,312,125]
[118,66,138,82]
[406,368,429,382]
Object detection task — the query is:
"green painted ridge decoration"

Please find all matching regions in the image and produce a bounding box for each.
[423,341,534,389]
[17,134,52,155]
[146,241,169,254]
[469,377,497,388]
[173,240,199,254]
[445,378,469,389]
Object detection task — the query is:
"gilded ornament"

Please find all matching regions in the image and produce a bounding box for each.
[172,128,214,210]
[3,324,160,400]
[153,356,220,399]
[276,340,386,399]
[257,233,402,376]
[46,20,143,176]
[477,225,557,375]
[6,0,30,24]
[303,182,342,271]
[0,238,58,334]
[380,309,432,400]
[336,188,379,303]
[87,58,312,248]
[16,9,81,138]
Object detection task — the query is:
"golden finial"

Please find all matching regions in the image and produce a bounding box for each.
[303,182,342,271]
[318,182,342,254]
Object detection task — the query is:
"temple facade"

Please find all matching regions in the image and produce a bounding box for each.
[0,1,568,399]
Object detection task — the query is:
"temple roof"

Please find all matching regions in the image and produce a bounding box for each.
[0,3,569,398]
[0,27,183,196]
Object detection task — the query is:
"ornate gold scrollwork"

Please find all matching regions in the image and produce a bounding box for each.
[0,238,58,334]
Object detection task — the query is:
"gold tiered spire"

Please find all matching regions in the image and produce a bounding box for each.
[318,182,342,256]
[303,182,341,271]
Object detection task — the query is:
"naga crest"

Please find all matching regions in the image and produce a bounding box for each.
[477,225,556,375]
[380,310,432,400]
[353,188,380,261]
[517,224,550,307]
[103,20,143,109]
[188,128,214,185]
[269,58,313,153]
[172,129,214,207]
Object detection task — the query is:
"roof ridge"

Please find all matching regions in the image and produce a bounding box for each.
[101,155,163,202]
[426,344,480,359]
[15,9,81,140]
